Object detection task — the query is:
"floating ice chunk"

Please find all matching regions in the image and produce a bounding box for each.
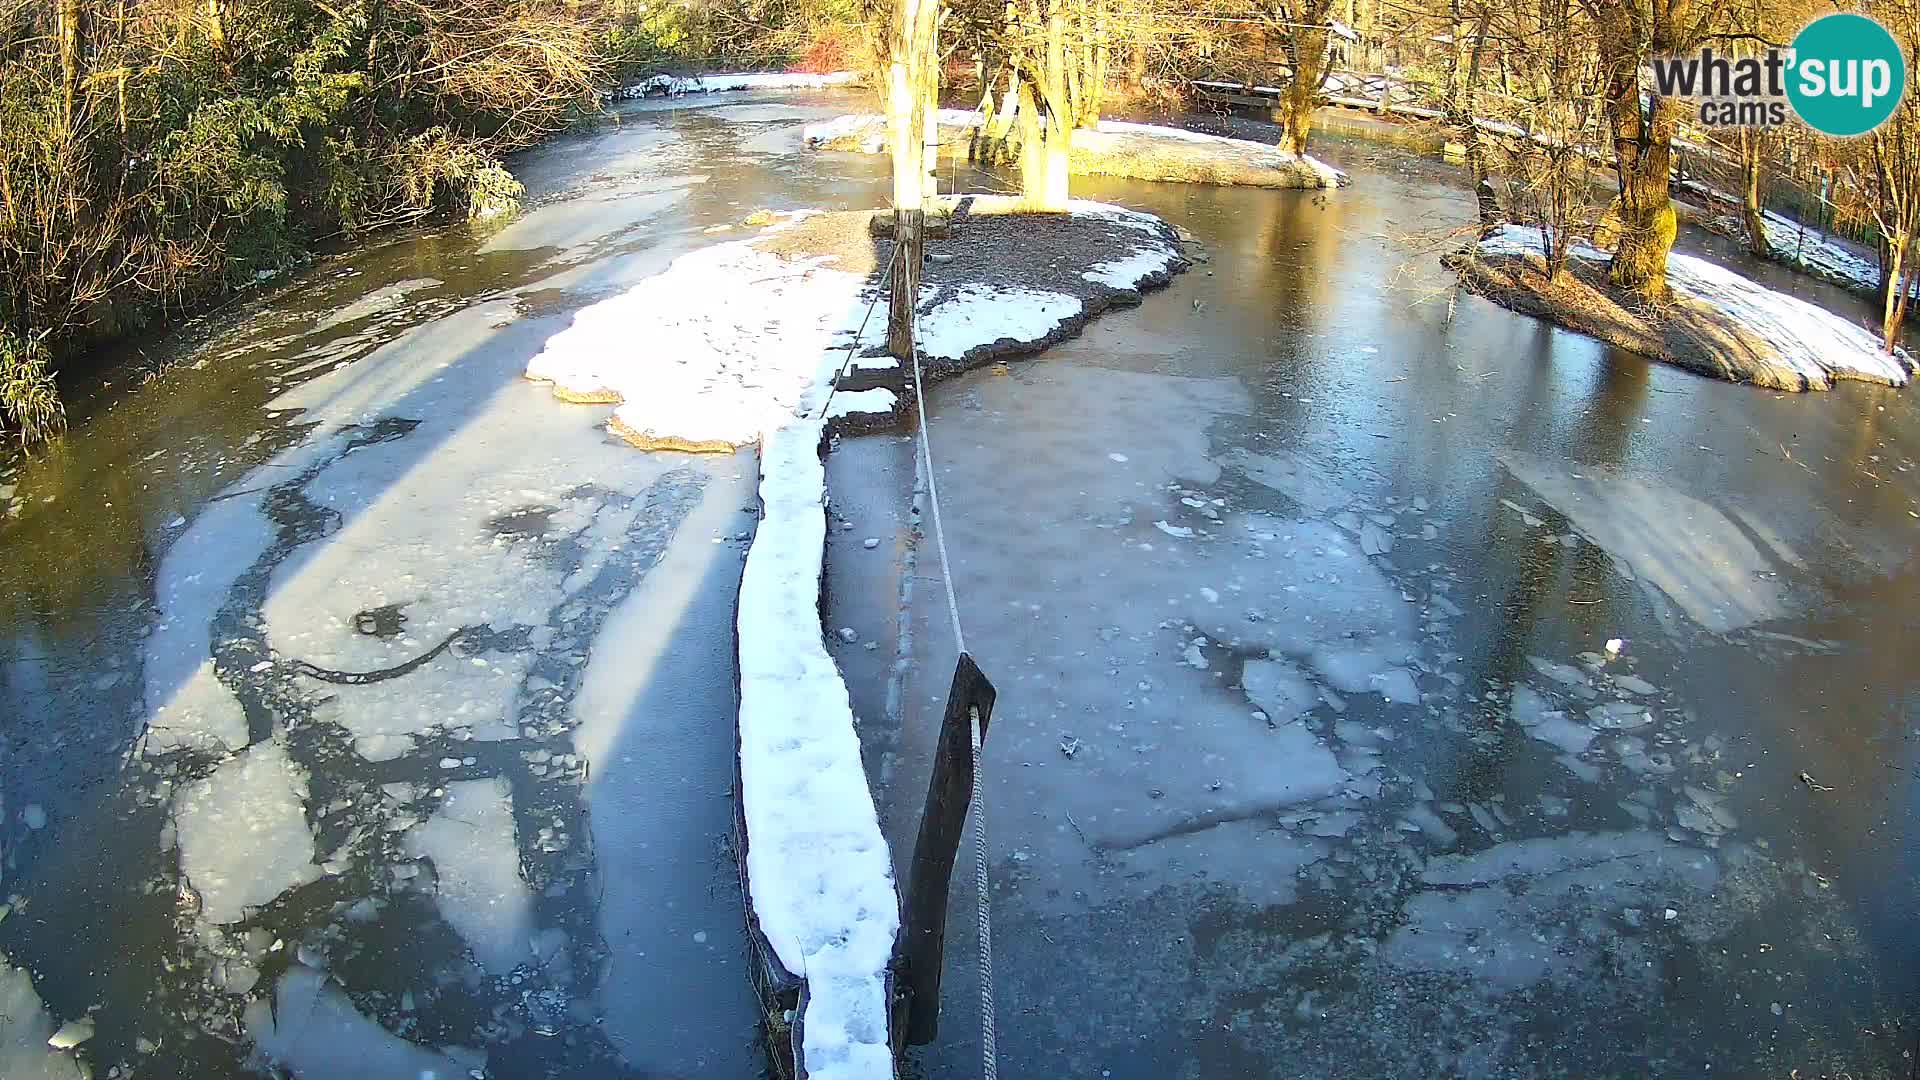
[1369,668,1419,705]
[174,740,321,925]
[1509,684,1556,727]
[0,955,82,1080]
[46,1018,92,1050]
[1242,658,1318,725]
[1310,645,1410,697]
[245,964,481,1080]
[20,805,45,831]
[1526,655,1589,688]
[1402,802,1459,847]
[1221,449,1351,513]
[1502,451,1792,632]
[1154,520,1194,539]
[404,776,533,976]
[1528,715,1598,755]
[1588,701,1654,730]
[1613,674,1657,696]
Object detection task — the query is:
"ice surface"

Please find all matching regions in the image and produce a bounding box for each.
[1221,448,1353,512]
[1387,832,1718,986]
[527,200,1186,1078]
[244,964,481,1080]
[143,491,273,754]
[1243,657,1317,724]
[1479,224,1910,387]
[0,957,82,1080]
[632,71,859,97]
[1500,450,1790,631]
[405,777,534,976]
[174,740,321,925]
[314,278,442,332]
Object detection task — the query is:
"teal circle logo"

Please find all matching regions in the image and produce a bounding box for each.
[1787,13,1905,136]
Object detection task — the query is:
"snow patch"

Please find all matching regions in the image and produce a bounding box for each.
[919,285,1082,361]
[825,388,898,421]
[626,70,859,99]
[1478,223,1911,388]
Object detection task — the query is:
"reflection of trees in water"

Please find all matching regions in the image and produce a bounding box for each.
[102,415,704,1075]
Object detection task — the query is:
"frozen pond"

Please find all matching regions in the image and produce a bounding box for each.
[861,134,1920,1077]
[2,90,1917,1080]
[0,90,886,1078]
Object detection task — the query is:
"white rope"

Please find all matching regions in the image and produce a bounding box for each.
[906,282,996,1080]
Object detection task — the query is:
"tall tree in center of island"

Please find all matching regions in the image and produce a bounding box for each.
[1580,0,1727,298]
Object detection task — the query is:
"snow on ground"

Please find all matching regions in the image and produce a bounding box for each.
[801,113,1346,186]
[623,71,858,99]
[1478,223,1912,388]
[526,201,1184,1078]
[917,286,1082,361]
[1676,179,1897,296]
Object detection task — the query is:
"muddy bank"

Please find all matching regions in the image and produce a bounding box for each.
[772,196,1194,435]
[1448,226,1912,392]
[804,114,1344,190]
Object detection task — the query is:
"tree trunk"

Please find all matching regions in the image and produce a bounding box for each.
[1449,2,1497,227]
[1883,235,1911,351]
[1740,129,1768,258]
[922,45,940,196]
[205,0,226,58]
[887,0,938,358]
[56,0,83,130]
[1279,12,1332,158]
[1594,1,1681,298]
[1016,76,1048,210]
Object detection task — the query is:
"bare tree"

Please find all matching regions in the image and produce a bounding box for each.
[1263,0,1337,157]
[1582,0,1728,298]
[1845,0,1920,350]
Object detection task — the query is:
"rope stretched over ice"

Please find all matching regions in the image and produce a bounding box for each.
[816,240,902,423]
[907,289,996,1080]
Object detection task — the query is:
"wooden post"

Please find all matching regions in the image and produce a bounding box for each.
[901,652,996,1045]
[888,208,923,358]
[887,0,938,358]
